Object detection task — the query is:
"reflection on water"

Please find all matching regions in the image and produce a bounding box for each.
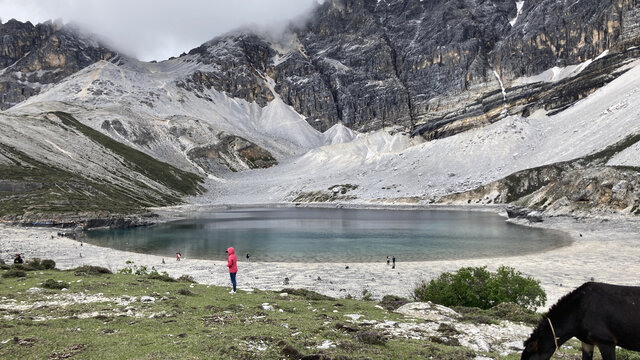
[82,208,571,263]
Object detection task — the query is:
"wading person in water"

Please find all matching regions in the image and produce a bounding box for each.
[226,247,238,294]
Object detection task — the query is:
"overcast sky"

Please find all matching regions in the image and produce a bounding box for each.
[0,0,319,61]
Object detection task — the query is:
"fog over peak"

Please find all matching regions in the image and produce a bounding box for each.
[0,0,319,61]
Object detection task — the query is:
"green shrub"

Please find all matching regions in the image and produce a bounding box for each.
[177,288,194,296]
[42,279,68,290]
[2,269,27,278]
[413,266,546,310]
[40,259,56,270]
[178,274,195,283]
[72,265,112,276]
[118,261,148,275]
[15,258,57,271]
[26,258,44,270]
[147,271,176,282]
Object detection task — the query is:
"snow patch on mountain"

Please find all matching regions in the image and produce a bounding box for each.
[512,50,609,85]
[509,1,525,26]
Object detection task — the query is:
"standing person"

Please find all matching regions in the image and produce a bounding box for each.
[226,247,238,294]
[176,252,181,261]
[386,256,390,266]
[392,256,396,269]
[246,253,250,262]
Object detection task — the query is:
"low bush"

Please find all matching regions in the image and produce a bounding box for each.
[177,288,194,296]
[2,269,27,278]
[413,266,546,310]
[42,279,68,290]
[10,258,57,271]
[40,259,56,269]
[71,265,112,276]
[147,271,176,282]
[178,274,196,283]
[378,295,410,311]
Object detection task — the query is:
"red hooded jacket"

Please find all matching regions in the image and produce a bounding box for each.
[227,247,238,273]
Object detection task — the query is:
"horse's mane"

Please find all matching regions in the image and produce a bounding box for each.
[523,282,592,346]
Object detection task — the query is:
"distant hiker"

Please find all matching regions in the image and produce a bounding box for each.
[392,256,396,269]
[386,256,390,265]
[14,254,23,264]
[162,258,165,264]
[226,247,238,294]
[246,253,250,262]
[176,252,181,261]
[80,242,83,247]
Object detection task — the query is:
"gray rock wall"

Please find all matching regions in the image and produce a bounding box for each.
[0,19,116,109]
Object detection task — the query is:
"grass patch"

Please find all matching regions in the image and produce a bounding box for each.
[454,302,540,325]
[0,268,484,360]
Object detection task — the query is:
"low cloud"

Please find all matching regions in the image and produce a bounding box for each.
[0,0,319,61]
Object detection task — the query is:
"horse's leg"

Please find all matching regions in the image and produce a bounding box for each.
[581,342,594,360]
[597,344,616,360]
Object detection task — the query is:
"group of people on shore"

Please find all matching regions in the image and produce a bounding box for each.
[174,249,393,295]
[386,255,396,268]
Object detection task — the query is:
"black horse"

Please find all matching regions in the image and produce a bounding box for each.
[522,282,640,360]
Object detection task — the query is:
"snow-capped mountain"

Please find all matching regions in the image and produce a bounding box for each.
[1,0,640,222]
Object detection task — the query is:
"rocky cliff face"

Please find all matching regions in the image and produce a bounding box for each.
[1,1,640,134]
[171,0,640,135]
[0,19,117,109]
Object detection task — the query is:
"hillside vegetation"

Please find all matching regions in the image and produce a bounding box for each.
[0,112,203,223]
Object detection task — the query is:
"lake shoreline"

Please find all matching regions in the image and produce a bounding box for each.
[2,203,640,311]
[86,205,572,263]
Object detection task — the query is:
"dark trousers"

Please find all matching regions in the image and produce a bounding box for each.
[230,272,237,292]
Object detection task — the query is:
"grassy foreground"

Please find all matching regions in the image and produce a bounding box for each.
[0,267,466,359]
[2,265,634,360]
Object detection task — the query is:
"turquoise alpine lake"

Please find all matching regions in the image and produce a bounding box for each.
[82,207,571,263]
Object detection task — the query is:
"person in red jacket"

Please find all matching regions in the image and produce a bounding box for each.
[226,247,238,294]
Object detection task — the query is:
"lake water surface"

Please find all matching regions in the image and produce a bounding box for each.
[82,208,571,262]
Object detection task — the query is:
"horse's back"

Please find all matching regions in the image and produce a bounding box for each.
[577,282,640,350]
